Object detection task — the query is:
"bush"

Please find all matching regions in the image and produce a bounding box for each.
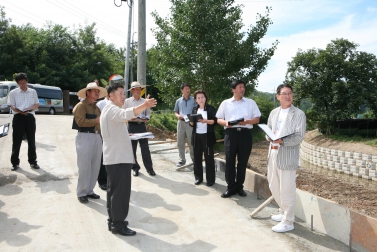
[148,111,177,132]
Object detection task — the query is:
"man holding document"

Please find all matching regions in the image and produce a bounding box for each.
[123,81,156,177]
[265,83,306,233]
[8,72,40,171]
[174,83,195,167]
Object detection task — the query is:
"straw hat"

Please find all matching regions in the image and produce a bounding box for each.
[128,81,146,91]
[77,82,107,99]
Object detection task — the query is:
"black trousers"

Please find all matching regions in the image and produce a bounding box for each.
[193,133,215,184]
[128,123,153,171]
[97,153,108,185]
[224,129,253,192]
[11,114,37,166]
[105,163,132,227]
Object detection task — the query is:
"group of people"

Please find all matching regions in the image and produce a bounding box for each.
[8,72,306,235]
[173,80,306,233]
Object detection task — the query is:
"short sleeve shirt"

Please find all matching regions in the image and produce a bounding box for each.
[174,96,195,116]
[8,87,39,115]
[216,97,261,129]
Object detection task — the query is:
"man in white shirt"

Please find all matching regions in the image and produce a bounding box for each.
[216,80,261,198]
[266,83,306,233]
[123,82,156,177]
[8,73,40,171]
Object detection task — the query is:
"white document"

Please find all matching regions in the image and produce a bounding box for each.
[257,124,293,141]
[129,132,155,140]
[181,114,190,122]
[0,123,10,138]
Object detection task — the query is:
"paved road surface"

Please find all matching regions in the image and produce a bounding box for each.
[0,114,351,251]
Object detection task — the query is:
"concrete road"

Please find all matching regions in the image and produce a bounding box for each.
[0,114,351,251]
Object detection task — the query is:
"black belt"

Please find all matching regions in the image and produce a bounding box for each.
[128,121,145,124]
[78,130,100,134]
[226,127,252,131]
[15,113,31,116]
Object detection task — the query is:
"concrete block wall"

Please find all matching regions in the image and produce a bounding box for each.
[215,157,377,251]
[300,141,377,181]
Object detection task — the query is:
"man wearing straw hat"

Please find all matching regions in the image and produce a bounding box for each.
[73,82,107,204]
[123,81,156,177]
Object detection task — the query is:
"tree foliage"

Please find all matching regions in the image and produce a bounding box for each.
[285,38,377,134]
[150,0,278,106]
[0,6,125,91]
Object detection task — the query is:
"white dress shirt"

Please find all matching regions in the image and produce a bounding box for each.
[216,97,261,129]
[123,97,150,119]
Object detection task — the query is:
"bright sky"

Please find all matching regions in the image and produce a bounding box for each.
[2,0,377,93]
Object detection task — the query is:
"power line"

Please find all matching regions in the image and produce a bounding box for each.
[54,0,127,36]
[46,0,126,38]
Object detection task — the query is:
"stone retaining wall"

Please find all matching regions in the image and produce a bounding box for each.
[300,141,377,181]
[215,157,377,252]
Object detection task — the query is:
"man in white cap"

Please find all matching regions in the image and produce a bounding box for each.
[73,82,107,204]
[123,81,156,177]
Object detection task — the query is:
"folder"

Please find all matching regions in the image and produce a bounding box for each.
[187,114,203,122]
[228,118,244,126]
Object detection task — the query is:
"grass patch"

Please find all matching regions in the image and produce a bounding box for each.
[324,133,377,147]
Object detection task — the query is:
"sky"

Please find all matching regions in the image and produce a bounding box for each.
[1,0,377,93]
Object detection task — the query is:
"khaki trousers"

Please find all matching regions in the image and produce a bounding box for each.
[267,150,296,225]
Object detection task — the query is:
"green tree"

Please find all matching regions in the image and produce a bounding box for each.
[285,38,377,134]
[150,0,278,106]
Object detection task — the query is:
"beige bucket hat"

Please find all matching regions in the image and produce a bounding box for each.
[128,81,146,91]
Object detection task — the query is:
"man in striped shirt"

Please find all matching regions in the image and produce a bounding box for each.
[8,72,40,171]
[266,83,306,233]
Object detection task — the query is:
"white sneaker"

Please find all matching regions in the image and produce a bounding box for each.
[272,222,294,233]
[271,214,283,222]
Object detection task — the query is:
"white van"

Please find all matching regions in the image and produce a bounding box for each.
[0,81,63,115]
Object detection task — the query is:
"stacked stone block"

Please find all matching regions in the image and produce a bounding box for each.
[300,141,377,182]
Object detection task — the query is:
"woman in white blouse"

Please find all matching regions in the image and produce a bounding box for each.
[190,90,217,186]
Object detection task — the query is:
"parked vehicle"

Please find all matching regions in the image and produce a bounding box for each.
[0,81,63,115]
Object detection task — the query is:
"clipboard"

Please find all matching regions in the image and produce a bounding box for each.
[187,114,203,122]
[0,123,10,138]
[257,124,293,141]
[72,113,97,130]
[228,118,244,126]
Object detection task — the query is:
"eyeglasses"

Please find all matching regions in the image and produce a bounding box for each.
[279,92,293,96]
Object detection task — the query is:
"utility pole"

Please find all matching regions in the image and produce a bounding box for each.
[137,0,147,96]
[124,0,133,96]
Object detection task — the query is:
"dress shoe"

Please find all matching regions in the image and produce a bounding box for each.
[11,165,19,171]
[194,179,203,185]
[147,170,156,176]
[30,163,40,169]
[78,196,88,203]
[271,214,283,222]
[111,226,136,236]
[238,189,247,197]
[206,182,214,187]
[272,222,294,233]
[133,170,139,176]
[107,220,128,232]
[221,190,236,198]
[87,193,100,199]
[99,184,107,190]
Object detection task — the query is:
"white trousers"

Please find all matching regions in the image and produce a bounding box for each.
[267,150,296,225]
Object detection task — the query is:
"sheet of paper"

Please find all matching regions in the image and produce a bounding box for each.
[257,124,280,141]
